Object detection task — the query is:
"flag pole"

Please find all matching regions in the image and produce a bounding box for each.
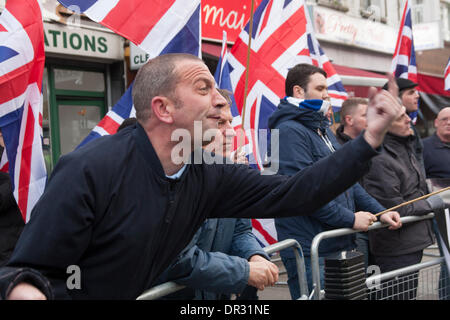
[374,186,450,218]
[240,0,256,145]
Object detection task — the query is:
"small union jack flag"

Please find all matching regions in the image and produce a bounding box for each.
[391,0,418,83]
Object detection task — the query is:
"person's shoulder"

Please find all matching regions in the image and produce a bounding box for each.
[58,129,136,171]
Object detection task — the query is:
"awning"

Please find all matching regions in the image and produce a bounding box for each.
[333,64,388,87]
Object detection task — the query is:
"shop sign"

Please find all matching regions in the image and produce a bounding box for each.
[201,0,260,43]
[44,22,124,60]
[313,6,397,54]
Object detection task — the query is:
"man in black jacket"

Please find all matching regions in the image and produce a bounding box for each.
[1,53,403,300]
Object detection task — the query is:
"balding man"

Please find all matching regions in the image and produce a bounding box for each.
[423,107,450,179]
[0,53,402,300]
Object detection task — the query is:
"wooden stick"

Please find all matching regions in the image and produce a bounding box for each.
[240,0,255,147]
[375,186,450,217]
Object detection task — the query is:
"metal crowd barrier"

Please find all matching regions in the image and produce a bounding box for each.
[136,239,309,300]
[310,213,448,300]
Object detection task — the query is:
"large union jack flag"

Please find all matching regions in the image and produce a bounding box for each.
[391,0,417,83]
[0,0,47,223]
[57,0,201,58]
[445,58,450,91]
[227,0,347,172]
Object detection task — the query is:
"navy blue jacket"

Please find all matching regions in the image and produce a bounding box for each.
[155,218,268,300]
[423,133,450,179]
[0,122,379,299]
[268,99,385,258]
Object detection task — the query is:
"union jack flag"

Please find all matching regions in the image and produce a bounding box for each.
[227,0,347,172]
[214,32,250,158]
[57,0,201,58]
[445,58,450,91]
[391,0,418,83]
[0,0,47,223]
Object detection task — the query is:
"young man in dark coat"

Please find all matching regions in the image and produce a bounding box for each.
[268,64,401,299]
[0,53,403,300]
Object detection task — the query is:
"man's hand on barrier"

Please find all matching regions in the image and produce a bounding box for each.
[379,211,402,230]
[7,282,47,300]
[353,211,377,232]
[364,74,403,149]
[248,255,279,291]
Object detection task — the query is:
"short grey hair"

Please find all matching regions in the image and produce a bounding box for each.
[132,53,203,122]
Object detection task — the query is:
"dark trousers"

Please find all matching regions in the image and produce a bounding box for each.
[370,251,423,300]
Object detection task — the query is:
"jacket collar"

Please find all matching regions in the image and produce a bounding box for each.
[134,122,172,180]
[383,133,415,158]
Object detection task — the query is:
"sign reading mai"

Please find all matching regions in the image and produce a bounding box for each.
[202,0,261,42]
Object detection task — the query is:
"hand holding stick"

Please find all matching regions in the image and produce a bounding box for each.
[374,186,450,218]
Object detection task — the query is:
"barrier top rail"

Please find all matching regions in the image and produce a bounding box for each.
[310,213,436,300]
[136,238,309,300]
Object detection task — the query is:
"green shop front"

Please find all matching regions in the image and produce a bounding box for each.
[42,22,125,172]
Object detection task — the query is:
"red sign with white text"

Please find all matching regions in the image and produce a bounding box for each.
[201,0,261,43]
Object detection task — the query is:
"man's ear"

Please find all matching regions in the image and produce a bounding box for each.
[293,85,305,99]
[151,96,175,124]
[345,115,353,126]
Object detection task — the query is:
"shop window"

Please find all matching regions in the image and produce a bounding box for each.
[54,69,105,92]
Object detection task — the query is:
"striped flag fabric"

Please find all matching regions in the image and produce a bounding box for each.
[214,32,277,247]
[57,0,201,58]
[0,0,47,223]
[445,58,450,91]
[77,82,135,148]
[391,0,418,83]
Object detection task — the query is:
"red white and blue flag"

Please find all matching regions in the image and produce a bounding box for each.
[445,58,450,91]
[227,0,347,172]
[0,0,47,223]
[391,0,418,83]
[57,0,201,58]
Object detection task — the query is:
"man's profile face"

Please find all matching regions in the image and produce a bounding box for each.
[170,59,227,146]
[400,88,419,113]
[351,104,368,136]
[389,107,413,137]
[205,105,236,157]
[305,73,329,101]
